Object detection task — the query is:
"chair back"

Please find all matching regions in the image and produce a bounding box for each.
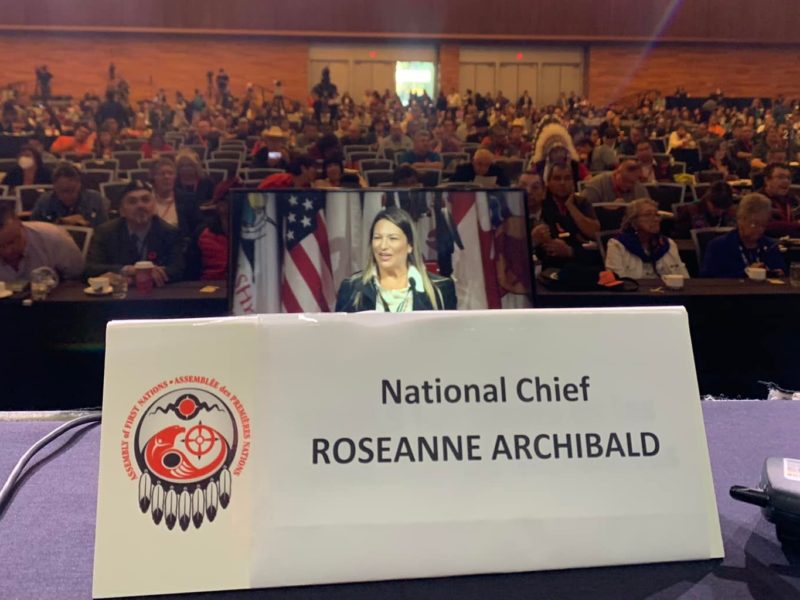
[206,159,239,178]
[183,145,208,161]
[0,158,17,173]
[16,184,53,212]
[242,167,283,181]
[646,183,686,211]
[697,170,724,184]
[164,133,184,147]
[593,203,627,232]
[61,225,93,259]
[496,159,525,185]
[138,158,158,170]
[596,230,619,261]
[690,226,734,271]
[121,138,145,151]
[81,169,113,191]
[441,152,469,170]
[690,183,711,202]
[343,145,371,158]
[206,169,228,186]
[212,150,244,162]
[100,180,132,215]
[112,151,143,171]
[347,151,378,165]
[365,169,395,187]
[127,169,151,184]
[359,159,393,173]
[418,169,442,187]
[82,158,119,177]
[0,196,16,213]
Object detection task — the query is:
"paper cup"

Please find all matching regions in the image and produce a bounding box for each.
[134,261,155,293]
[745,267,767,281]
[662,274,685,289]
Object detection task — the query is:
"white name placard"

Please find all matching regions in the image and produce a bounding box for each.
[93,308,723,598]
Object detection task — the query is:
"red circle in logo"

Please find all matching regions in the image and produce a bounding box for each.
[178,396,197,418]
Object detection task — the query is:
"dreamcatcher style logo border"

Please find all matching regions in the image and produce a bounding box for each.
[120,379,251,532]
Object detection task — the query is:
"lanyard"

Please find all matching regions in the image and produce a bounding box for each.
[739,243,760,268]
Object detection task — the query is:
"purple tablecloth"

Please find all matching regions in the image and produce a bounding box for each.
[1,401,799,600]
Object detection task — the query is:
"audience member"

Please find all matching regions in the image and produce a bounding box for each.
[531,161,600,268]
[617,127,644,156]
[392,164,420,187]
[175,150,215,204]
[520,171,545,229]
[85,180,184,283]
[257,155,317,189]
[701,193,785,277]
[0,203,84,281]
[667,123,696,153]
[397,131,443,170]
[757,162,799,224]
[378,122,413,155]
[31,162,107,227]
[149,157,202,239]
[451,148,510,186]
[140,131,174,159]
[636,140,670,183]
[727,123,754,178]
[581,160,648,204]
[590,127,619,171]
[251,126,290,169]
[49,122,95,157]
[187,179,234,281]
[2,145,52,190]
[93,127,123,159]
[605,199,688,279]
[314,155,364,188]
[673,181,737,238]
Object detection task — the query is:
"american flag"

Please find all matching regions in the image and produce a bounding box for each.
[281,192,335,312]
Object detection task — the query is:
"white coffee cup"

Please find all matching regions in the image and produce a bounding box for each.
[88,276,110,292]
[662,274,685,289]
[745,267,767,281]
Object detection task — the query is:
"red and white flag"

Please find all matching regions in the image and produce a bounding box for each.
[450,191,501,309]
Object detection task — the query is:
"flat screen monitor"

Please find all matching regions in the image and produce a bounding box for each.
[229,188,533,313]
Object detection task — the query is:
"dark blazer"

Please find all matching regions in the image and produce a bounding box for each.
[701,229,785,278]
[176,178,216,205]
[451,163,510,187]
[335,271,457,312]
[85,216,185,281]
[173,188,204,240]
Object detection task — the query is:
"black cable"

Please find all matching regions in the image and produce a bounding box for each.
[0,413,101,516]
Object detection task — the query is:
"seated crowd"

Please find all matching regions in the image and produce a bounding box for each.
[2,76,800,288]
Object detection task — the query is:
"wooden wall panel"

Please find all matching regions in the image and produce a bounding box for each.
[438,43,460,96]
[1,0,800,44]
[0,33,309,102]
[588,44,800,106]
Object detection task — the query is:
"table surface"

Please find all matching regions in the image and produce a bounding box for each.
[1,401,799,600]
[2,280,228,304]
[537,277,800,299]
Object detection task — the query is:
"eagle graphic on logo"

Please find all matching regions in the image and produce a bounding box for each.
[133,388,238,531]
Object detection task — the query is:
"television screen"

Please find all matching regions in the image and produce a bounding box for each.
[230,188,532,313]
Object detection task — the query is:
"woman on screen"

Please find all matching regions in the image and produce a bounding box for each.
[335,206,457,312]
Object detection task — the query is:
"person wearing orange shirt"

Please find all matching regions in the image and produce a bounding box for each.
[49,122,95,157]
